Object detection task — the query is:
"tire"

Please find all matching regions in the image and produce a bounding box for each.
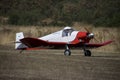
[64,50,71,56]
[84,50,91,56]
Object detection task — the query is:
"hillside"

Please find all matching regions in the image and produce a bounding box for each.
[0,0,120,27]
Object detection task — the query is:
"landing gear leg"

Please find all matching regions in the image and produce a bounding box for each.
[64,45,71,56]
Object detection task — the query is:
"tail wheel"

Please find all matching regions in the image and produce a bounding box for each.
[84,50,91,56]
[64,50,71,56]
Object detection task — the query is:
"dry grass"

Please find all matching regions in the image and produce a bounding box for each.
[0,24,119,52]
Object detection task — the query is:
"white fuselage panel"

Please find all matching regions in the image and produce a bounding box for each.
[39,30,79,43]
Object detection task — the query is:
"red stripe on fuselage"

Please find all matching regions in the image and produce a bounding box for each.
[71,32,90,44]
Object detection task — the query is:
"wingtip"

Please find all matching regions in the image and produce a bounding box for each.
[103,40,113,45]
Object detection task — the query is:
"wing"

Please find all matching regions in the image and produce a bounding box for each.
[85,40,113,48]
[20,37,67,48]
[20,37,113,49]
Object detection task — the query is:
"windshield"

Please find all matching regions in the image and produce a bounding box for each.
[62,28,74,37]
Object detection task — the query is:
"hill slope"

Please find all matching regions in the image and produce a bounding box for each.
[0,0,120,27]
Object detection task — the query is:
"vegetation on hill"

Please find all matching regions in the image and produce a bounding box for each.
[0,0,120,27]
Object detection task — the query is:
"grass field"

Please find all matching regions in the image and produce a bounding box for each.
[0,45,120,80]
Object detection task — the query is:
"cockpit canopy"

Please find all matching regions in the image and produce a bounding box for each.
[62,27,74,37]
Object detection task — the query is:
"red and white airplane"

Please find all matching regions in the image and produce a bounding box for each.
[15,27,113,56]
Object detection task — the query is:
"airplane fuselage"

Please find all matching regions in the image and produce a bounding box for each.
[40,30,79,43]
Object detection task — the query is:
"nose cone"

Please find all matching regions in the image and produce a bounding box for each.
[88,33,94,38]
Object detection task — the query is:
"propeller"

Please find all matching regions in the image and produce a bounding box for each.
[84,27,99,42]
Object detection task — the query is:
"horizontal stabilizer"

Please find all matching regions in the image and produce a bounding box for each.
[20,37,48,47]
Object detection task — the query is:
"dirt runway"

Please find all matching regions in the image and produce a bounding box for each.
[0,49,120,80]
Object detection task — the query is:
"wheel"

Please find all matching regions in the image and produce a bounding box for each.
[64,50,71,56]
[84,50,91,56]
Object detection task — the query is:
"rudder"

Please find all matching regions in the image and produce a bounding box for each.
[15,32,27,49]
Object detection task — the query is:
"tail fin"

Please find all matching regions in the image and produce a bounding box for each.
[15,32,27,49]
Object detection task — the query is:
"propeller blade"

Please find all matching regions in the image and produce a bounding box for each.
[93,37,99,42]
[84,27,90,33]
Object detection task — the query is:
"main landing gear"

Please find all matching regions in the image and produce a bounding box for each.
[83,45,91,56]
[64,49,91,56]
[64,49,71,56]
[64,45,71,56]
[84,50,91,56]
[64,45,91,56]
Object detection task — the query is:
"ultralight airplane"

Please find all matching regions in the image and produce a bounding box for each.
[15,26,113,56]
